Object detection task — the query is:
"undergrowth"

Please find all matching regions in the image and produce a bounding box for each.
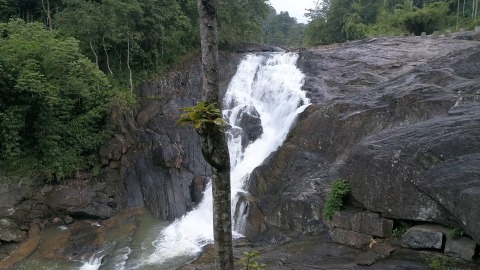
[323,179,351,220]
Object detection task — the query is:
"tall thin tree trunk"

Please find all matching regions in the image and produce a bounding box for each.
[89,41,99,68]
[197,0,233,270]
[103,36,113,75]
[127,34,133,93]
[41,0,53,30]
[457,0,460,30]
[464,0,466,16]
[473,0,476,18]
[475,0,479,20]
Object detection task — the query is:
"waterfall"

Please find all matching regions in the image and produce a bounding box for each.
[142,52,309,268]
[79,52,309,270]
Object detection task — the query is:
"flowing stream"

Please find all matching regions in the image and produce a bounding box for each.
[16,52,309,270]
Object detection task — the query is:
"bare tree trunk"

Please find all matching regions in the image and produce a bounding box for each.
[41,0,53,30]
[197,0,233,270]
[457,0,460,30]
[127,34,133,93]
[476,0,479,20]
[473,0,476,18]
[103,36,113,75]
[89,41,99,68]
[464,0,466,16]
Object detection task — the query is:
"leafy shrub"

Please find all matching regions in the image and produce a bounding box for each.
[391,226,408,238]
[427,255,450,270]
[178,101,225,129]
[448,227,465,237]
[0,20,114,182]
[402,2,449,35]
[323,179,351,220]
[239,251,265,270]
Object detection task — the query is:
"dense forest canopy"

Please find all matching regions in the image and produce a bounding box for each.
[0,0,478,183]
[305,0,480,46]
[0,0,273,182]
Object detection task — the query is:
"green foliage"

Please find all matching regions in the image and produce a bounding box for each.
[218,0,270,46]
[448,227,465,237]
[305,0,479,45]
[403,1,449,34]
[427,255,451,270]
[391,226,408,238]
[323,179,351,220]
[261,7,305,47]
[0,19,112,181]
[178,101,225,129]
[238,251,266,270]
[0,0,269,182]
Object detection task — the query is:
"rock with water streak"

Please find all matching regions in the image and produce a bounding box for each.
[243,37,480,247]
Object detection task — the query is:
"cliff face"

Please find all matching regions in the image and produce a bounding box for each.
[100,52,244,221]
[245,37,480,244]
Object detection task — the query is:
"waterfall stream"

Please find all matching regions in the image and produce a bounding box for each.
[79,52,310,270]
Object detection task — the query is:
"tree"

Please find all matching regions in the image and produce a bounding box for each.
[197,0,233,269]
[0,19,112,181]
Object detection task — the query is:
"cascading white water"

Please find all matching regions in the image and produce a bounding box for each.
[141,52,310,268]
[79,52,309,270]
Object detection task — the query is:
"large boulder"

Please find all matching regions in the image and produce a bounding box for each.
[243,37,480,244]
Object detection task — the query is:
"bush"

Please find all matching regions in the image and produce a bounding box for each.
[239,251,265,270]
[391,226,408,238]
[448,227,465,237]
[0,20,114,182]
[323,179,351,220]
[402,2,449,35]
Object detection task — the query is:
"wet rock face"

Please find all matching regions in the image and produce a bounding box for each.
[245,37,480,244]
[238,107,263,150]
[102,52,244,221]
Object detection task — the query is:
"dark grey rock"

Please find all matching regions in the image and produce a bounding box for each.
[401,225,444,249]
[330,228,372,249]
[371,243,396,258]
[44,185,114,219]
[243,37,480,244]
[0,218,25,242]
[351,212,393,238]
[104,52,243,221]
[453,31,479,40]
[356,251,381,266]
[331,210,354,230]
[444,236,477,261]
[238,107,263,150]
[0,187,29,217]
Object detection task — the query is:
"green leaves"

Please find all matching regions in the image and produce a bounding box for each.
[323,179,351,220]
[238,251,266,270]
[0,20,112,181]
[178,101,225,130]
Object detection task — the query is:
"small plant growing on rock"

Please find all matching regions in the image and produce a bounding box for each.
[323,179,351,220]
[391,226,408,238]
[448,227,465,237]
[239,251,265,270]
[427,255,451,270]
[177,101,225,129]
